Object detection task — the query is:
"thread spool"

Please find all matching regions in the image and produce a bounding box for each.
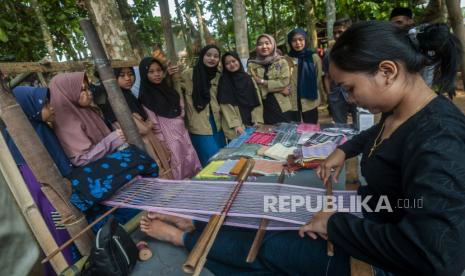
[136,241,152,261]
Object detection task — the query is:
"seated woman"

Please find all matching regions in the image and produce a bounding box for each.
[140,22,465,275]
[49,72,157,229]
[138,57,201,179]
[179,45,226,166]
[218,51,263,140]
[248,34,292,125]
[2,86,75,275]
[101,67,173,179]
[285,28,323,124]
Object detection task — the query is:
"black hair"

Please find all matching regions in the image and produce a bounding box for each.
[390,7,413,19]
[334,18,352,29]
[330,21,462,97]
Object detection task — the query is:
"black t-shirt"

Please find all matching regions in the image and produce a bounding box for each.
[331,95,465,275]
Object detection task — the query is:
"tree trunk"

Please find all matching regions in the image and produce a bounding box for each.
[422,0,447,23]
[174,0,193,56]
[116,0,147,60]
[159,0,177,63]
[80,19,146,151]
[271,0,278,39]
[194,0,206,47]
[304,0,318,49]
[326,0,336,42]
[232,0,250,66]
[158,0,181,91]
[259,0,268,34]
[0,77,93,256]
[445,0,465,90]
[83,0,135,60]
[30,0,58,61]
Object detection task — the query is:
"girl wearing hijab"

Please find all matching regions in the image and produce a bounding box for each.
[218,52,263,140]
[101,67,173,179]
[49,72,126,166]
[2,86,75,275]
[138,57,201,179]
[180,45,225,166]
[285,28,323,124]
[49,72,158,230]
[248,34,292,124]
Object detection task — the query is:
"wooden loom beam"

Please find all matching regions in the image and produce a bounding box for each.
[0,74,93,255]
[0,127,69,274]
[183,158,256,275]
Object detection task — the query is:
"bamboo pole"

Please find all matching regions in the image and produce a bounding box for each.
[183,159,255,275]
[0,60,138,74]
[0,126,68,274]
[246,168,286,262]
[0,75,93,255]
[80,19,146,151]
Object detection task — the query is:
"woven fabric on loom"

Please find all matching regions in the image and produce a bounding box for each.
[194,161,230,179]
[245,132,276,145]
[103,178,362,230]
[296,123,320,133]
[227,127,256,148]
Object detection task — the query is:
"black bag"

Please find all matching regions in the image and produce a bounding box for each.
[81,217,138,276]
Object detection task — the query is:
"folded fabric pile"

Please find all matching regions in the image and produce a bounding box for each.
[227,127,256,148]
[195,161,230,179]
[264,143,297,161]
[245,132,276,145]
[296,123,320,133]
[301,141,337,161]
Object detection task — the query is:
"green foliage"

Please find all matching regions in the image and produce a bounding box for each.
[0,0,447,62]
[128,0,164,51]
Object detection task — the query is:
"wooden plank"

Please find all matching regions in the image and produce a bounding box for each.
[0,60,138,74]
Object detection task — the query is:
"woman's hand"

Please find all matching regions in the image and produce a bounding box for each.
[280,86,291,96]
[167,62,179,76]
[316,148,346,186]
[235,126,245,135]
[115,128,127,142]
[298,211,335,240]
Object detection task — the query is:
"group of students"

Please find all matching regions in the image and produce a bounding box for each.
[5,16,465,275]
[140,20,465,275]
[3,27,324,274]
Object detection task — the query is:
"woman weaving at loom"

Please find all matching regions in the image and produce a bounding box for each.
[141,21,465,275]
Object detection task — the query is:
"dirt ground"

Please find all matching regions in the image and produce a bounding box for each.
[322,89,465,189]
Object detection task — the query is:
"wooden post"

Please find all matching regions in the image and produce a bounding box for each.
[0,76,93,255]
[0,129,68,274]
[80,19,146,151]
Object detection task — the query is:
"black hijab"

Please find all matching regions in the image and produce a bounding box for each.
[138,57,181,118]
[192,45,220,112]
[217,52,260,108]
[101,67,148,123]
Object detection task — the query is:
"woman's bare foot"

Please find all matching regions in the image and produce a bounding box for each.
[140,216,184,246]
[147,212,195,232]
